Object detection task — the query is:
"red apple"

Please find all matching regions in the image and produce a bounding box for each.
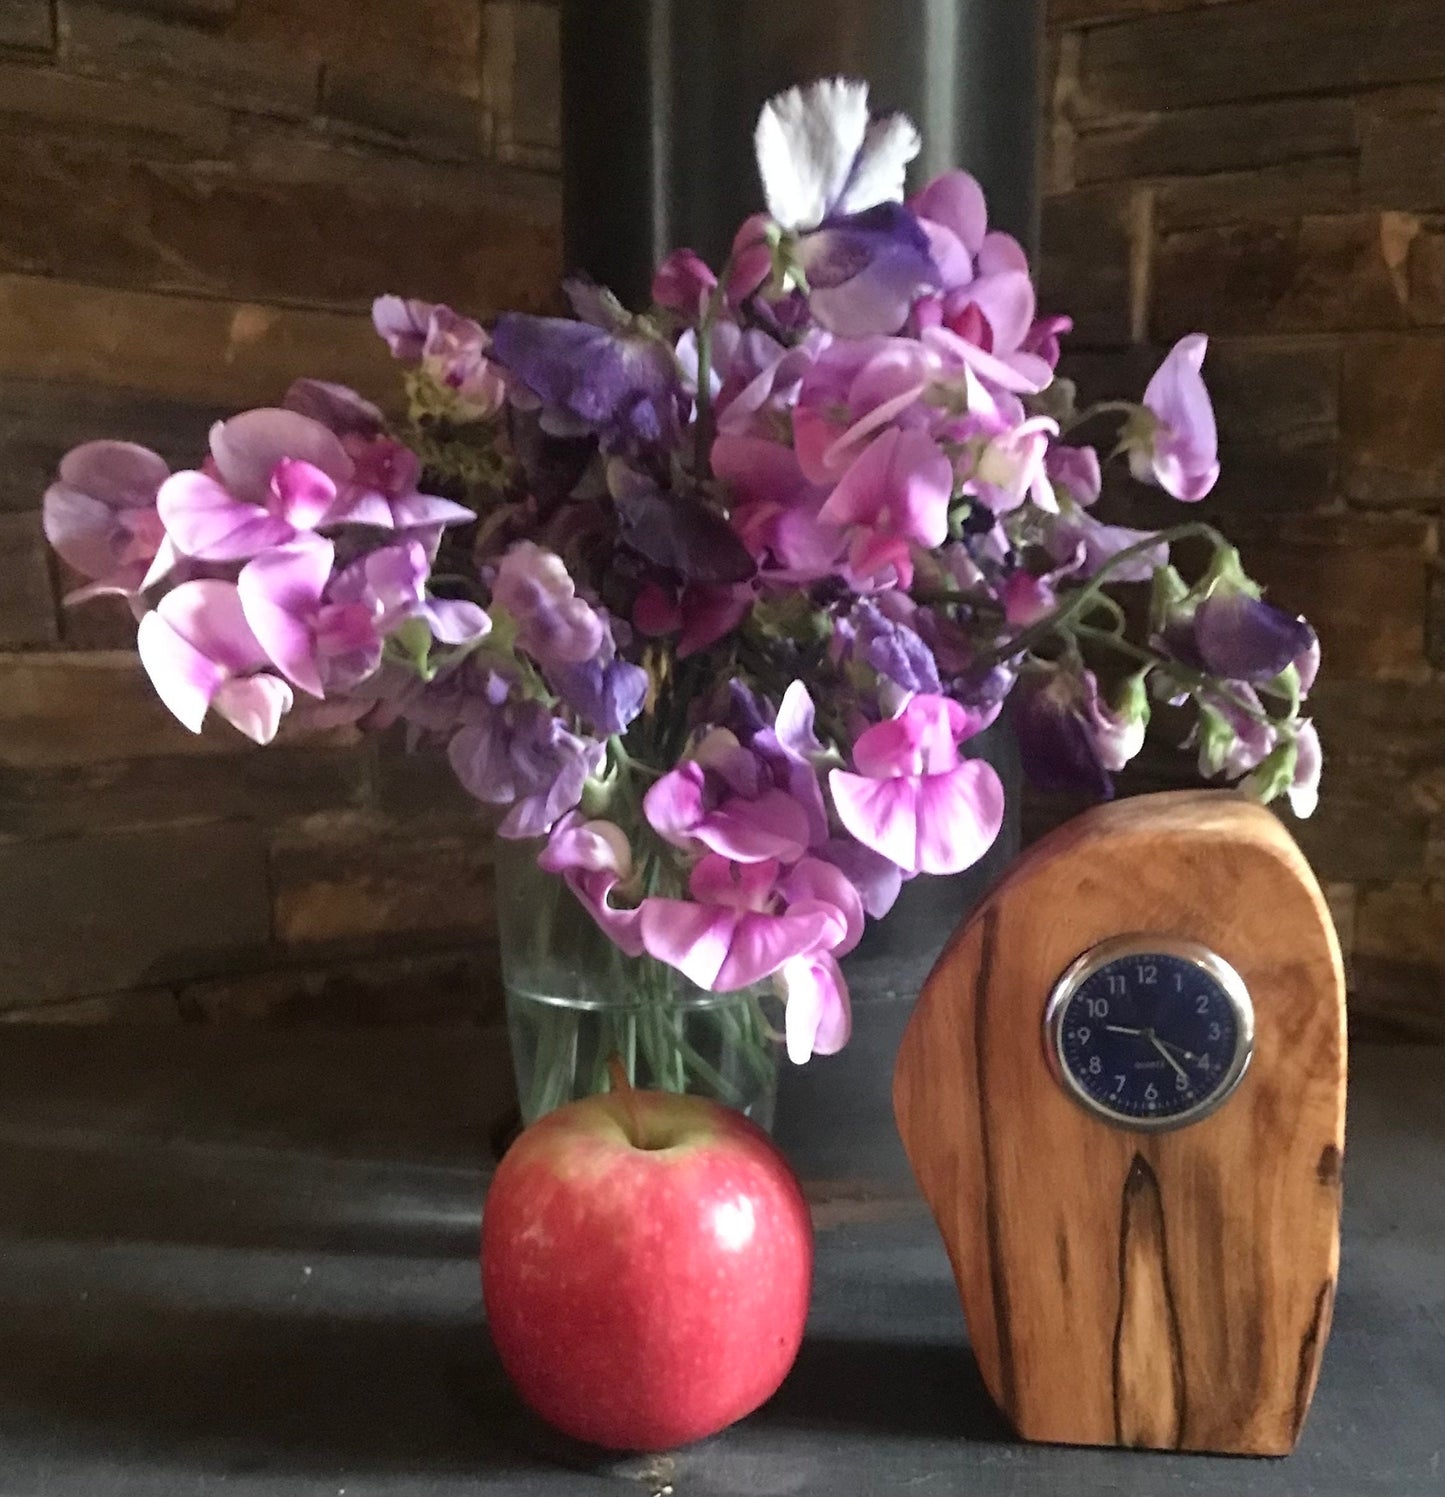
[482,1084,813,1451]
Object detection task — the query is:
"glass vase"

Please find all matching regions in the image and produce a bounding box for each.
[493,838,780,1128]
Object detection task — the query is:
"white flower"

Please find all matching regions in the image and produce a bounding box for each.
[754,78,921,233]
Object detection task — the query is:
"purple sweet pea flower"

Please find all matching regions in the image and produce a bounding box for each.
[283,381,475,533]
[489,311,681,452]
[136,579,294,744]
[716,686,830,853]
[539,814,645,955]
[608,467,757,587]
[814,836,904,921]
[999,567,1062,628]
[1012,667,1145,798]
[791,334,936,485]
[1193,590,1317,683]
[236,538,383,699]
[712,435,844,580]
[1020,314,1073,371]
[448,698,604,838]
[1192,685,1277,780]
[1129,334,1221,501]
[328,540,491,648]
[43,440,174,602]
[910,170,987,269]
[551,652,649,737]
[798,202,942,338]
[837,597,943,695]
[638,854,852,993]
[693,323,822,438]
[491,541,605,668]
[829,694,1004,875]
[1042,506,1168,583]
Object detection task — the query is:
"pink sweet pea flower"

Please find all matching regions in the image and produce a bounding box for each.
[908,170,1054,393]
[966,415,1060,515]
[829,694,1005,875]
[817,427,954,588]
[644,731,812,864]
[639,854,851,992]
[331,436,475,532]
[373,298,506,420]
[1129,334,1221,501]
[793,335,937,486]
[237,538,382,699]
[725,213,777,304]
[539,814,645,956]
[713,434,845,581]
[157,409,354,561]
[136,580,294,744]
[631,579,755,659]
[43,441,175,603]
[652,249,718,320]
[777,950,852,1062]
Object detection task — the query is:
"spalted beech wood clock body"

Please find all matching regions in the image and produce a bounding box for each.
[893,792,1346,1455]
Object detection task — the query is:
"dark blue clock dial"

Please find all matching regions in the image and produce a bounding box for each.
[1051,946,1250,1126]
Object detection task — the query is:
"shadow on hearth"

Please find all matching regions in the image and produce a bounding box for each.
[0,1292,545,1482]
[754,1335,1013,1444]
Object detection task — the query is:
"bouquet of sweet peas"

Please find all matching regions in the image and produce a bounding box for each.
[43,78,1320,1072]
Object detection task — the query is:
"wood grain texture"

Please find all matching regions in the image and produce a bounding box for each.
[894,791,1347,1454]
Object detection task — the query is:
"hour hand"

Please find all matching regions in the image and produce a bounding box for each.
[1104,1023,1144,1036]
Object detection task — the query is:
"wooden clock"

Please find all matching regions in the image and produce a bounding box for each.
[893,791,1347,1455]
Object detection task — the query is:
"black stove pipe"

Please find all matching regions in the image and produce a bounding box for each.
[560,0,1042,309]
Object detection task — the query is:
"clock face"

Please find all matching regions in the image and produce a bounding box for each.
[1044,936,1254,1131]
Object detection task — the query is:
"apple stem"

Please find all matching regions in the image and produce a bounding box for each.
[607,1054,647,1148]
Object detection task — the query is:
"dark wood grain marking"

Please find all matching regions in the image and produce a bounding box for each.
[1292,1279,1336,1441]
[1055,1228,1070,1291]
[1112,1153,1187,1449]
[1316,1144,1342,1186]
[973,906,1018,1415]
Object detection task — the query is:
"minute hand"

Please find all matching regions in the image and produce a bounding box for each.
[1149,1034,1192,1085]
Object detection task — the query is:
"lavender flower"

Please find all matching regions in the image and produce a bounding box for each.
[1128,335,1221,501]
[490,308,681,452]
[448,699,604,839]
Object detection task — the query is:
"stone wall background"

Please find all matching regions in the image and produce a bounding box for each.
[1038,0,1443,1037]
[0,0,1439,1034]
[0,0,562,1027]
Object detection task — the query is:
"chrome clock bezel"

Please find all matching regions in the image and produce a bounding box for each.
[1042,933,1255,1133]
